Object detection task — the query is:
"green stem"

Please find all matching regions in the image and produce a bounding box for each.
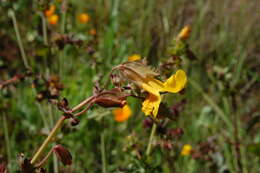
[61,8,66,34]
[189,79,233,131]
[146,123,157,156]
[53,152,59,173]
[40,12,48,46]
[9,9,30,69]
[31,116,66,164]
[101,132,107,173]
[3,114,12,171]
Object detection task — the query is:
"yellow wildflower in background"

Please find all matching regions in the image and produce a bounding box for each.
[177,25,191,41]
[44,5,56,17]
[128,54,141,61]
[113,105,132,122]
[78,13,90,24]
[90,29,97,36]
[181,144,192,156]
[48,14,59,25]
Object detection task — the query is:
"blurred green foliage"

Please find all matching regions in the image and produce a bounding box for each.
[0,0,260,172]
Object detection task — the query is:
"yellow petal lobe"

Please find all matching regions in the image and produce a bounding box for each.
[142,93,161,117]
[146,78,165,92]
[164,70,187,93]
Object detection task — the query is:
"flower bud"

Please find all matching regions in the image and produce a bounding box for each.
[177,25,191,41]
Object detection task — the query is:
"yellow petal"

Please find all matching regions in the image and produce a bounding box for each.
[146,77,165,92]
[142,93,161,117]
[164,70,187,93]
[113,105,132,122]
[141,82,161,97]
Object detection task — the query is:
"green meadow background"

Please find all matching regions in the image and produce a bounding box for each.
[0,0,260,172]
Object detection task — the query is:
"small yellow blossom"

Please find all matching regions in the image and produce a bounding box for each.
[78,13,90,24]
[45,5,56,17]
[90,29,97,36]
[181,144,192,156]
[113,104,132,122]
[48,14,59,25]
[128,54,141,61]
[177,25,191,41]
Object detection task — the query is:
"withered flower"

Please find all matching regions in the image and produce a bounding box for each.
[53,145,72,166]
[18,153,36,173]
[0,164,7,173]
[93,88,129,108]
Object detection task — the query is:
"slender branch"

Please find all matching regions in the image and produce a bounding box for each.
[31,116,66,164]
[71,96,95,112]
[30,96,95,165]
[35,148,53,168]
[74,102,94,117]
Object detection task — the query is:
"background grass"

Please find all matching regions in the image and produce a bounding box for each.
[0,0,260,172]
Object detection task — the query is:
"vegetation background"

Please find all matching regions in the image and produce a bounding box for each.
[0,0,260,172]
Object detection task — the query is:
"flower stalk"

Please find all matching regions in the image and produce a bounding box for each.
[146,123,157,156]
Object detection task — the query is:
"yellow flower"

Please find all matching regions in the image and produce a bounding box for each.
[47,14,59,25]
[45,5,56,17]
[181,144,192,156]
[78,13,90,24]
[177,25,191,41]
[141,70,187,117]
[113,105,132,122]
[116,62,187,117]
[128,54,141,61]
